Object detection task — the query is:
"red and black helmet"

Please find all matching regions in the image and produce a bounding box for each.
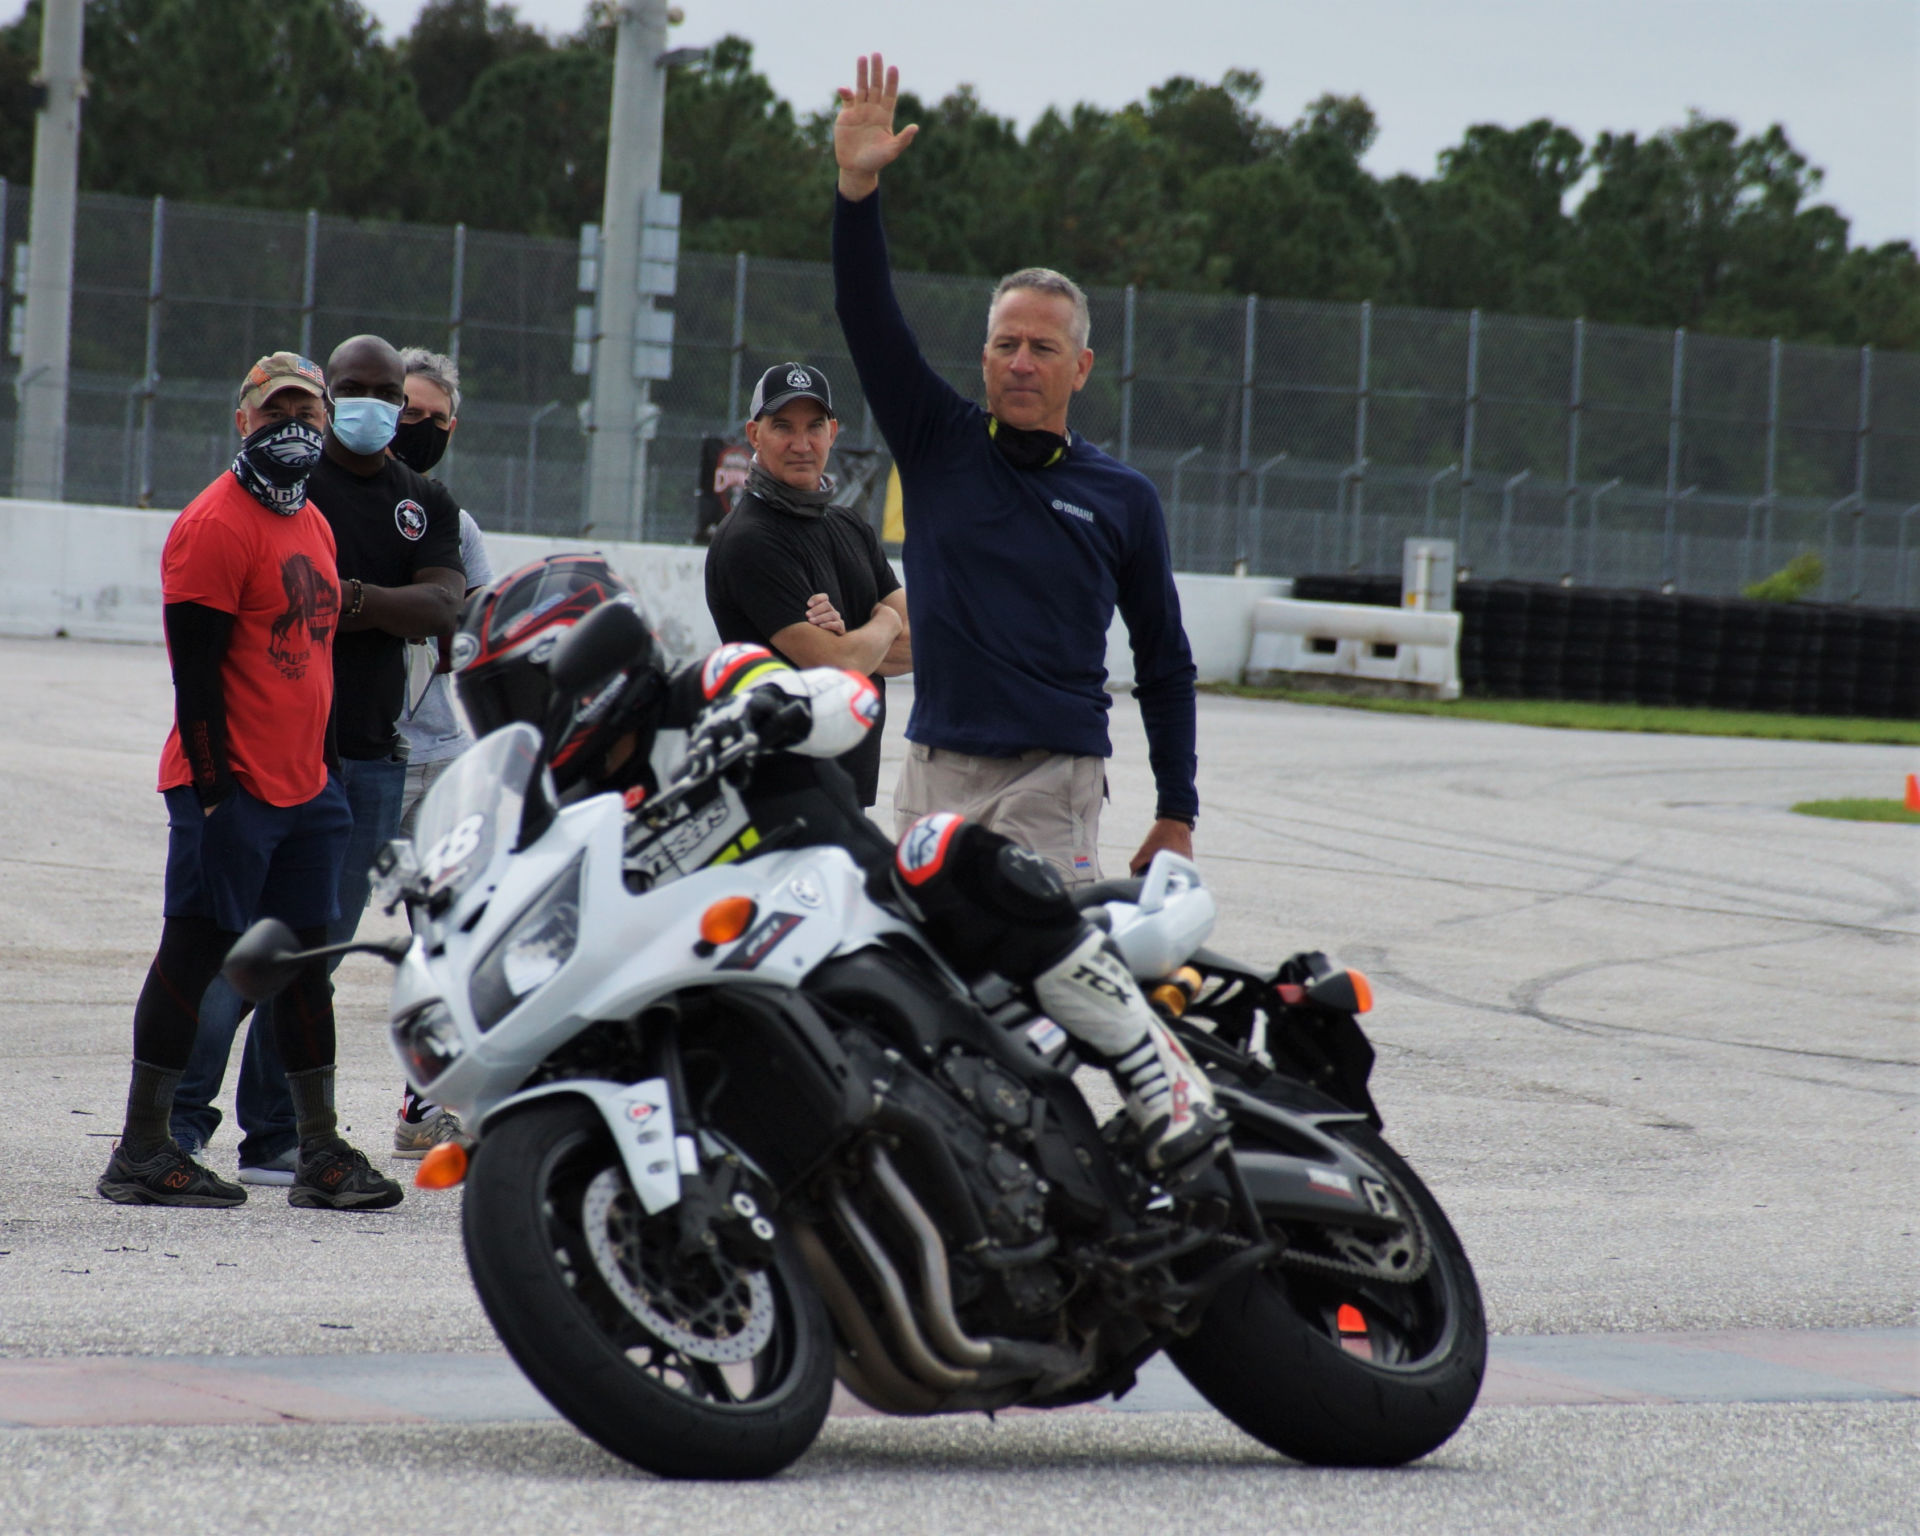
[452,553,667,791]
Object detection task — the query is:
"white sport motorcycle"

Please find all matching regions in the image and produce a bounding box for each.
[226,602,1484,1479]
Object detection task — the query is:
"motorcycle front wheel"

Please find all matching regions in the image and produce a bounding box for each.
[1170,1121,1486,1466]
[463,1098,835,1479]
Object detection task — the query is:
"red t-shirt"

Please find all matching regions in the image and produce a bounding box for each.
[157,473,341,807]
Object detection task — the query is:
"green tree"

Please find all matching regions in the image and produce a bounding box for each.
[403,0,549,128]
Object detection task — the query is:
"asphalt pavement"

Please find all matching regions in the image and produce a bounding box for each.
[0,634,1913,1534]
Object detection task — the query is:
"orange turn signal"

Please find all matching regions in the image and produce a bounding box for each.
[1148,983,1189,1018]
[1348,968,1373,1014]
[699,896,758,947]
[414,1140,469,1190]
[1336,1303,1368,1335]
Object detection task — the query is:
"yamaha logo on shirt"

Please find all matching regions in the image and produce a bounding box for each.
[395,499,428,540]
[1051,498,1094,523]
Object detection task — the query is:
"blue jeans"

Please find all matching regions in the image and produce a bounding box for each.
[172,754,408,1162]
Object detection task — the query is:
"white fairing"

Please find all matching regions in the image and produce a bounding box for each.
[1097,852,1217,978]
[386,730,1217,1214]
[760,667,880,758]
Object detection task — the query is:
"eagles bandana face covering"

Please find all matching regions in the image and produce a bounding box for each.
[232,419,325,515]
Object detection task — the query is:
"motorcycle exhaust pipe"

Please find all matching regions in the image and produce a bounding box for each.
[862,1146,1089,1390]
[827,1182,980,1391]
[789,1220,945,1416]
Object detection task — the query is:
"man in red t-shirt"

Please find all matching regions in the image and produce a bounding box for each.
[97,352,403,1211]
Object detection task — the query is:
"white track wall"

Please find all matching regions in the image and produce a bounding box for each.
[0,497,1285,687]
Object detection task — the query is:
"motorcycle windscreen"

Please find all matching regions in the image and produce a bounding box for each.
[411,723,545,916]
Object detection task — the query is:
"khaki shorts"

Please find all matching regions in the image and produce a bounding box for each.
[894,742,1105,887]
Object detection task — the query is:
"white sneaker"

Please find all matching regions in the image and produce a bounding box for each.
[237,1146,297,1186]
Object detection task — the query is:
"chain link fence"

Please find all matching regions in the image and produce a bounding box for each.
[6,184,1918,606]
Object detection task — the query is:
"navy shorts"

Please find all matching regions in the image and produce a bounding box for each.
[161,776,352,934]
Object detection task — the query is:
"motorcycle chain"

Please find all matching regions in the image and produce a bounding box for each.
[1270,1164,1434,1287]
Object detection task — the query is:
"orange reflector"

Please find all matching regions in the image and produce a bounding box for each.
[1348,968,1373,1014]
[1336,1303,1367,1335]
[1148,983,1189,1017]
[699,896,757,947]
[414,1140,469,1190]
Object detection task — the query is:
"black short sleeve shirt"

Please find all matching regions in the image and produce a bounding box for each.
[703,494,902,805]
[307,455,463,760]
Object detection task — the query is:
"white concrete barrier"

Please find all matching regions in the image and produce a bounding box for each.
[0,497,1281,687]
[1244,597,1462,699]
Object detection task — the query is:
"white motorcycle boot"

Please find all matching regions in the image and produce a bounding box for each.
[1032,928,1228,1174]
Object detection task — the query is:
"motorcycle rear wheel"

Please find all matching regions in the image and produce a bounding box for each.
[1169,1122,1485,1466]
[463,1098,835,1479]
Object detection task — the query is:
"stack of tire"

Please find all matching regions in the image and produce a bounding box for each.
[1287,574,1920,719]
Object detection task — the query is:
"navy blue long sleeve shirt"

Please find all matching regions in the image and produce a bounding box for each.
[832,191,1199,823]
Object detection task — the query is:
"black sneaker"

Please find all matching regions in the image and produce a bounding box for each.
[97,1141,247,1207]
[289,1139,405,1210]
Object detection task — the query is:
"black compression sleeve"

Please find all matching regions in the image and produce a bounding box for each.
[165,600,236,807]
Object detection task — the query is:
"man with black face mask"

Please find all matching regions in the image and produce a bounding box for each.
[169,335,463,1179]
[100,351,401,1210]
[831,53,1199,890]
[388,346,494,1158]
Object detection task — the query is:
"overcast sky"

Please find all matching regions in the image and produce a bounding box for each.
[18,0,1920,244]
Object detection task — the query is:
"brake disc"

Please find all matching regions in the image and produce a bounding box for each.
[581,1168,776,1364]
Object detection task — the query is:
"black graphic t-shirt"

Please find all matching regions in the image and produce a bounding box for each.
[704,493,901,805]
[308,455,463,759]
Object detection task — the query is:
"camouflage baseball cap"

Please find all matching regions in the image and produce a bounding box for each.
[237,351,326,411]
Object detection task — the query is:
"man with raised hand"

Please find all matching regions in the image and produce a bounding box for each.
[831,52,1199,887]
[831,55,1223,1174]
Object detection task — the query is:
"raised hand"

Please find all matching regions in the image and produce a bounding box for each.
[835,51,919,200]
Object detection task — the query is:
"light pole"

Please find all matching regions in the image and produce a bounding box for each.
[584,0,674,540]
[1662,485,1697,593]
[13,0,83,501]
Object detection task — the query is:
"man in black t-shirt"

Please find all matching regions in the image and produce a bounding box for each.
[171,335,463,1174]
[704,362,910,806]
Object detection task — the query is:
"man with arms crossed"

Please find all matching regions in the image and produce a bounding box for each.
[704,361,910,809]
[831,53,1198,884]
[830,55,1221,1171]
[99,352,400,1209]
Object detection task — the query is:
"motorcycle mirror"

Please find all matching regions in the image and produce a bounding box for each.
[548,597,649,697]
[222,918,306,1003]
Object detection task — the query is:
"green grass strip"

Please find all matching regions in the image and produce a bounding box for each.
[1791,798,1920,824]
[1205,685,1920,746]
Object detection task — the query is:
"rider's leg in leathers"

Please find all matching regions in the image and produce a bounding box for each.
[892,813,1226,1173]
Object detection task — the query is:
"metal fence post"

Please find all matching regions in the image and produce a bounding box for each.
[1251,450,1287,570]
[1234,293,1255,572]
[724,250,747,428]
[1457,309,1479,570]
[1898,503,1920,607]
[138,193,164,507]
[1563,316,1584,579]
[1425,463,1457,537]
[447,222,466,366]
[525,399,561,529]
[1663,327,1686,587]
[1500,469,1530,577]
[1351,300,1371,559]
[1171,443,1202,562]
[1850,343,1871,601]
[1118,284,1135,464]
[1588,477,1621,586]
[299,209,318,359]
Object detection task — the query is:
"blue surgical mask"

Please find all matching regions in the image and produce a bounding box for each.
[328,394,401,455]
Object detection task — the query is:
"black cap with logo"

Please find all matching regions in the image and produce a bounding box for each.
[749,362,835,420]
